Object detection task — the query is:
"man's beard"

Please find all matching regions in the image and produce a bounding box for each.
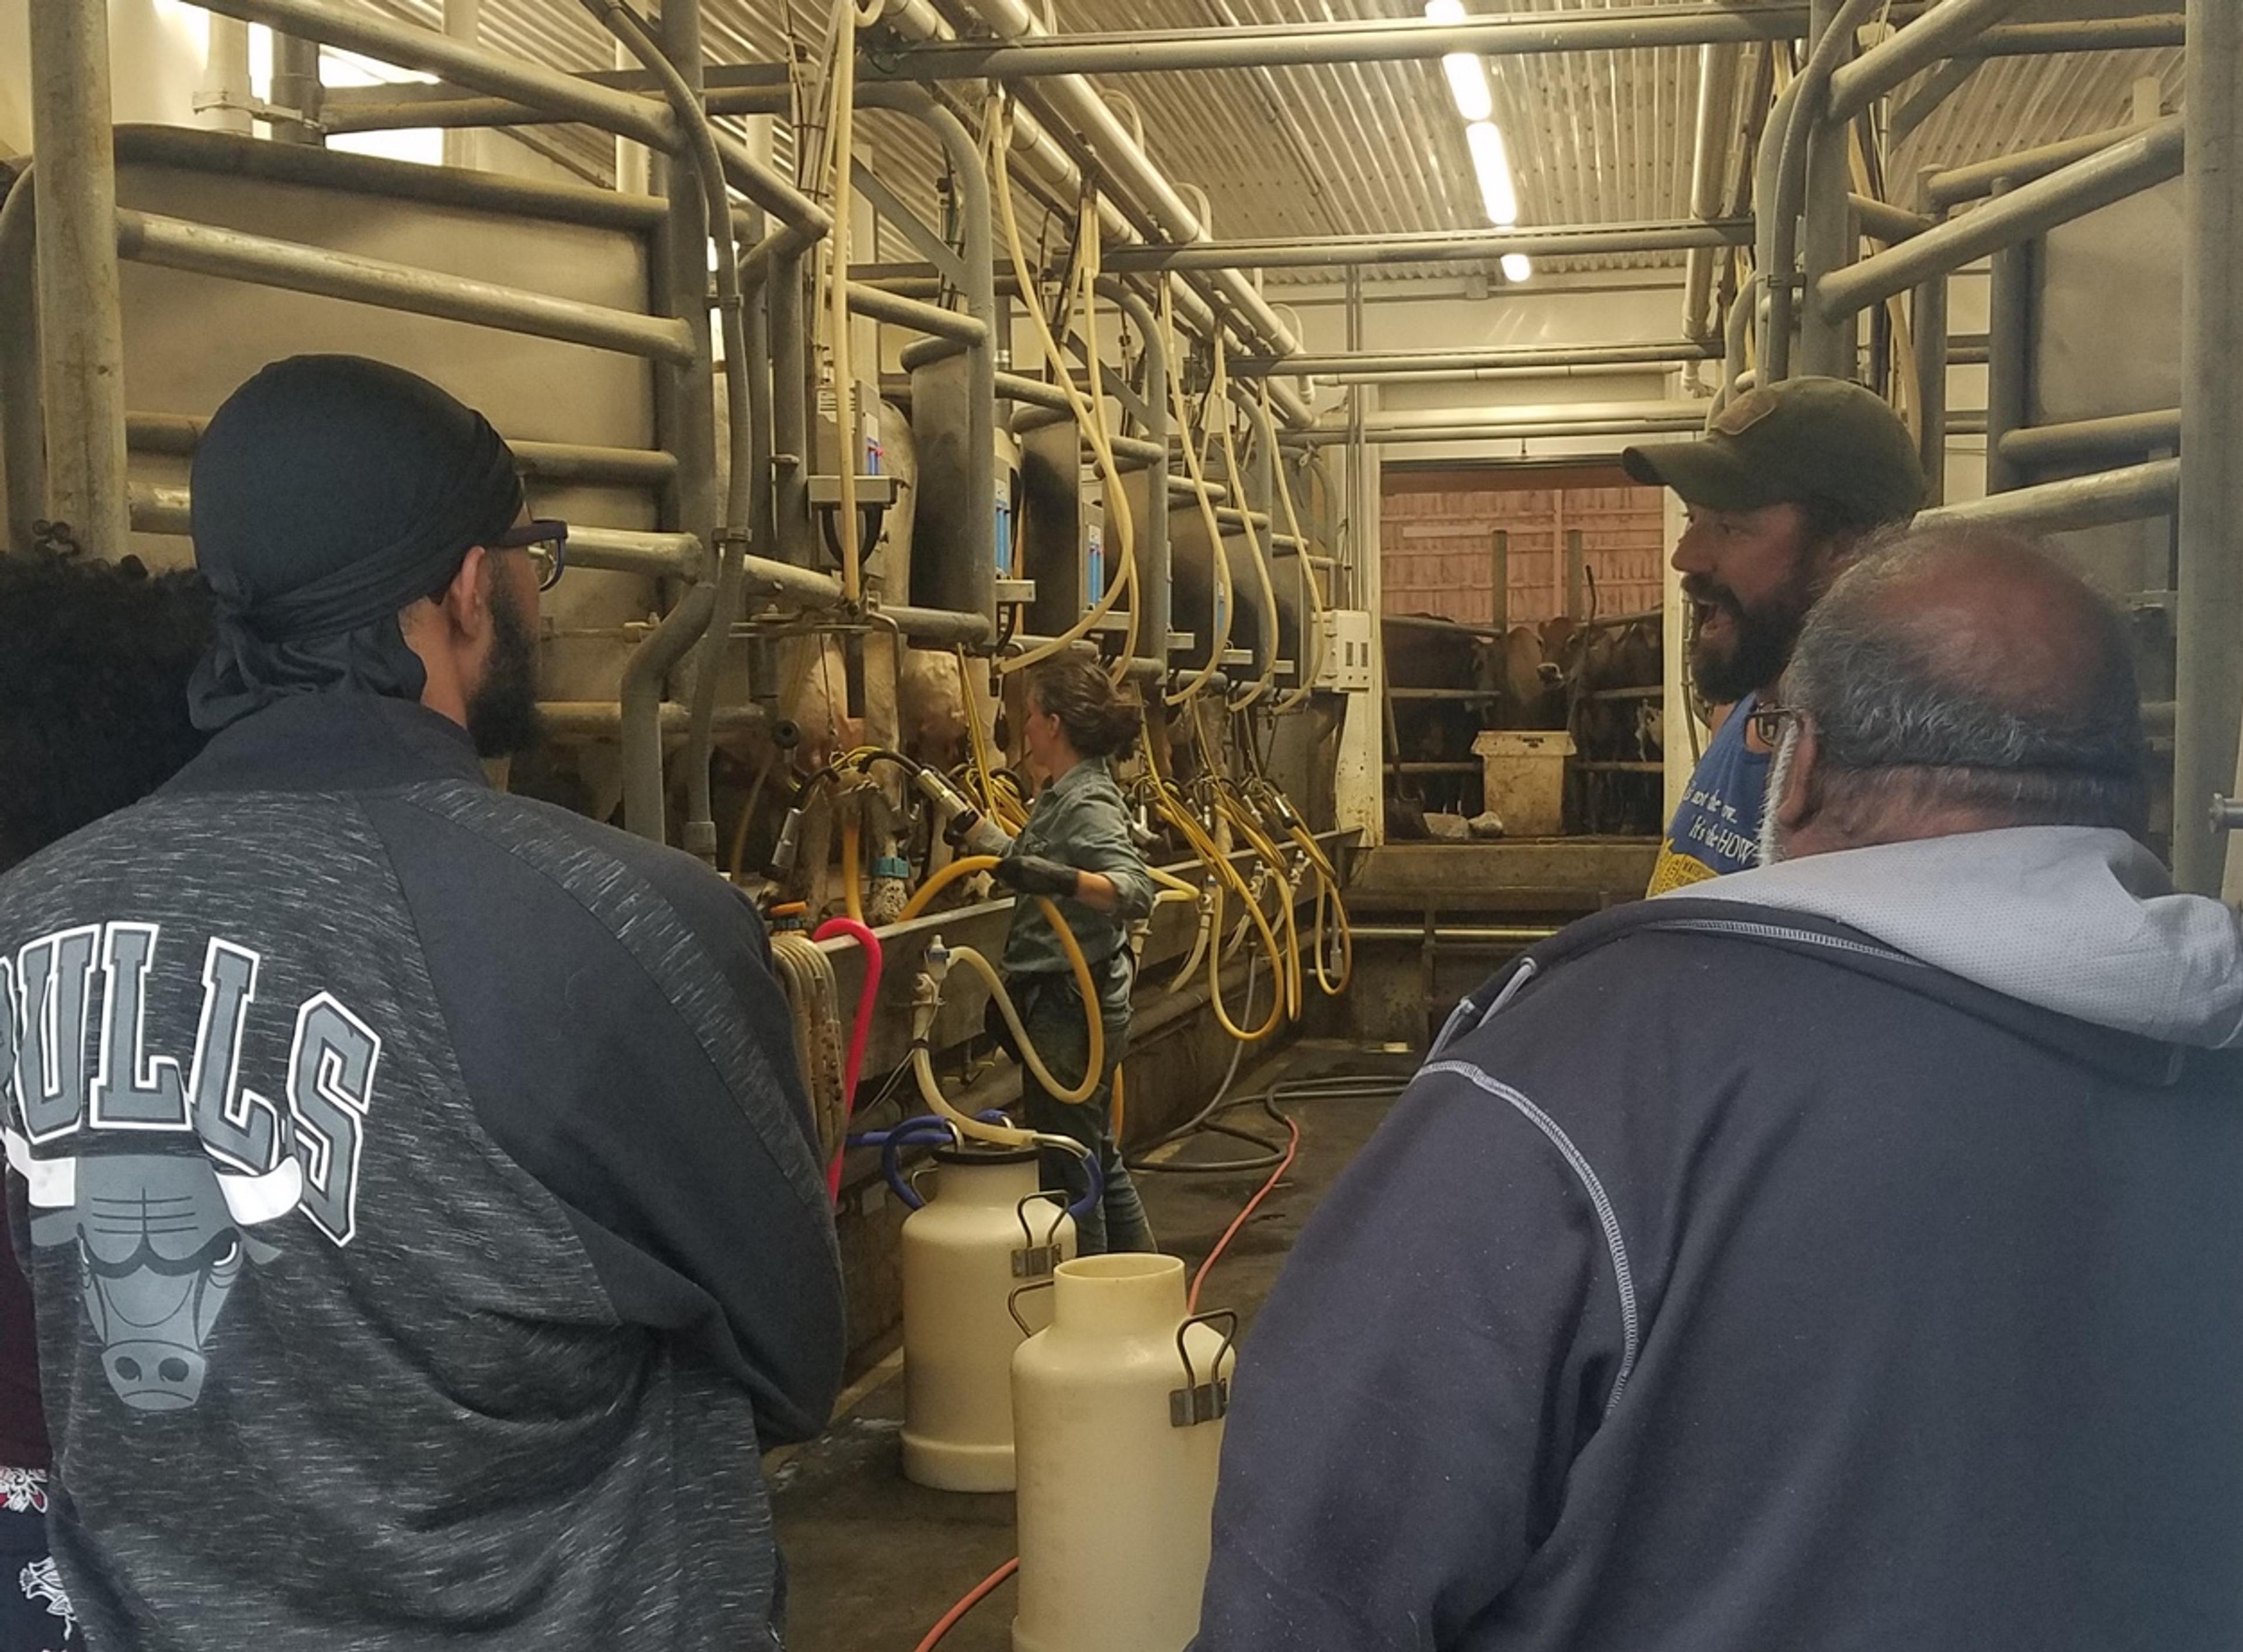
[1758,718,1801,865]
[466,578,544,759]
[1686,572,1815,706]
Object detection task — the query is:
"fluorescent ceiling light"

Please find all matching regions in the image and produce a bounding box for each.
[1442,53,1493,122]
[1466,121,1519,227]
[1501,253,1534,284]
[1426,0,1490,119]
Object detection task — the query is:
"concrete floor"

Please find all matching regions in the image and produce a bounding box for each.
[770,1041,1418,1652]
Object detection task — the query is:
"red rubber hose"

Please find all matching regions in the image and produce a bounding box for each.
[913,1556,1019,1651]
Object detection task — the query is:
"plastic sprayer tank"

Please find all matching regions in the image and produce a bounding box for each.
[1011,1254,1236,1652]
[901,1146,1075,1493]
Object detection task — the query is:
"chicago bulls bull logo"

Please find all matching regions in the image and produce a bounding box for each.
[26,1150,285,1411]
[4,923,380,1415]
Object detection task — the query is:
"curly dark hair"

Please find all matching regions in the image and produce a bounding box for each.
[1026,652,1142,760]
[0,547,215,871]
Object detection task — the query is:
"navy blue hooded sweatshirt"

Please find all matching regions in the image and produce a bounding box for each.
[1195,827,2243,1652]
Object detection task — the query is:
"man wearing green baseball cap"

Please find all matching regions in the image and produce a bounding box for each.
[1623,376,1923,893]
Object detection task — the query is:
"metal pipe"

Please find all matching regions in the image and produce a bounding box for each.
[769,249,812,569]
[1826,0,2034,126]
[1683,43,1745,342]
[269,32,324,145]
[1926,121,2154,210]
[874,6,2176,78]
[743,554,844,605]
[875,5,1874,76]
[1238,340,1720,379]
[0,169,44,551]
[1324,399,1709,435]
[542,700,765,739]
[439,0,481,170]
[113,210,699,363]
[1350,925,1558,945]
[1815,118,2186,324]
[1852,194,1933,244]
[879,603,996,645]
[620,582,718,840]
[1914,458,2180,535]
[1997,409,2181,472]
[1983,180,2033,495]
[859,84,997,634]
[1912,186,1949,507]
[122,411,680,488]
[193,0,680,150]
[318,61,791,134]
[198,16,255,135]
[873,0,1307,412]
[1970,16,2184,58]
[26,0,131,563]
[114,123,667,232]
[944,0,1303,359]
[1796,0,1886,380]
[587,0,746,858]
[846,281,986,343]
[125,481,192,536]
[1757,0,1886,384]
[1102,218,1752,273]
[567,526,705,580]
[1297,414,1710,447]
[2175,0,2243,895]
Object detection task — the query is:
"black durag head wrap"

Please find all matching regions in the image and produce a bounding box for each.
[187,354,524,731]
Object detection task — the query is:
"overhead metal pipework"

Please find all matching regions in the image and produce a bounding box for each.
[1102,218,1753,273]
[866,6,2181,78]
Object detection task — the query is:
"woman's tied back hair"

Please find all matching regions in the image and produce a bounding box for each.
[1027,652,1143,760]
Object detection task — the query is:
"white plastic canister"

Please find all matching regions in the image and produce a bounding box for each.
[901,1145,1075,1492]
[1011,1254,1238,1652]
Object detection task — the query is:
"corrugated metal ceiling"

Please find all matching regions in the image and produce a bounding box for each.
[366,0,2184,283]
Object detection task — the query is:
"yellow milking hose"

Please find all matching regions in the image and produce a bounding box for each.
[896,853,1000,924]
[896,856,1107,1105]
[1209,333,1282,709]
[1162,284,1235,705]
[1264,378,1331,716]
[1150,865,1199,897]
[985,99,1138,677]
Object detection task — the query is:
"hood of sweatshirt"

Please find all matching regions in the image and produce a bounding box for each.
[1662,826,2243,1050]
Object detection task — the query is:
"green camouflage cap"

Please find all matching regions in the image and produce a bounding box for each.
[1623,376,1924,526]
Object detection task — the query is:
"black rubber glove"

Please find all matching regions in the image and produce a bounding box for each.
[995,855,1080,900]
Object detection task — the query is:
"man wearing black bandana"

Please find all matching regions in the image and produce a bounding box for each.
[1,357,843,1652]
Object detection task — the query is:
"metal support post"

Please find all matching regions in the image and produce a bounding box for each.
[270,33,325,144]
[1491,530,1510,637]
[1984,179,2033,495]
[0,173,44,552]
[1565,530,1586,621]
[441,0,482,169]
[627,0,720,845]
[1911,178,1949,507]
[1798,0,1857,380]
[769,249,813,570]
[2176,0,2243,893]
[26,0,131,562]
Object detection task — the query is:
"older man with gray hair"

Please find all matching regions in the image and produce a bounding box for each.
[1194,526,2243,1652]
